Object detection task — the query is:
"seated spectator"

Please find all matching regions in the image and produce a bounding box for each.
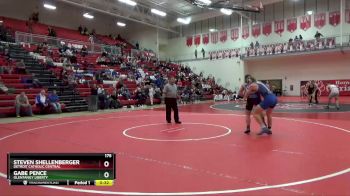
[32,78,42,88]
[15,59,27,74]
[0,80,9,94]
[48,90,62,113]
[15,92,33,117]
[108,89,121,109]
[35,89,49,114]
[120,85,131,100]
[45,55,54,67]
[134,87,146,107]
[81,45,88,56]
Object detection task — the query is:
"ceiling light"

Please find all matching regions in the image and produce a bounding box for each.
[209,28,217,32]
[117,22,126,27]
[220,8,233,15]
[197,0,212,5]
[118,0,137,6]
[43,3,56,10]
[151,9,167,17]
[83,13,94,19]
[177,17,191,25]
[307,10,313,15]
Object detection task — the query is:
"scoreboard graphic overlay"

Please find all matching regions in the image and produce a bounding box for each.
[7,153,116,186]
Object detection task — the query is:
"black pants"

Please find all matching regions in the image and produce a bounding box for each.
[165,98,179,122]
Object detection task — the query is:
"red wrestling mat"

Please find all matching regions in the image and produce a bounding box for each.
[1,104,350,195]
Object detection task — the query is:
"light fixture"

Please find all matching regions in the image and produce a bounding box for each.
[83,13,94,19]
[209,28,217,32]
[177,17,191,25]
[117,22,126,27]
[220,8,233,15]
[118,0,137,6]
[43,3,56,10]
[307,10,313,15]
[197,0,212,5]
[151,9,167,17]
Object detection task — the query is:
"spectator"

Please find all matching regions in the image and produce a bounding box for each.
[83,27,88,35]
[89,84,98,112]
[194,49,197,59]
[299,34,303,40]
[45,56,54,67]
[32,78,42,88]
[294,36,299,41]
[250,42,254,49]
[78,25,83,34]
[35,89,49,114]
[315,31,323,40]
[48,26,56,37]
[30,9,39,23]
[201,48,205,58]
[0,80,9,94]
[255,41,260,48]
[48,90,62,113]
[148,84,154,105]
[136,42,140,50]
[15,59,27,74]
[15,92,33,117]
[81,45,88,57]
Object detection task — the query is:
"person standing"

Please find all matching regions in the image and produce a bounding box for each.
[194,49,198,59]
[244,76,278,135]
[149,84,154,105]
[163,77,181,124]
[325,83,340,110]
[238,75,262,134]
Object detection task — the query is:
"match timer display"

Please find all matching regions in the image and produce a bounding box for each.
[7,153,115,186]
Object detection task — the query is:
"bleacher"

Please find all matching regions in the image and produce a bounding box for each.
[0,16,223,117]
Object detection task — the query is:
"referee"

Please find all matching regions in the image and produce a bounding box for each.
[163,77,181,124]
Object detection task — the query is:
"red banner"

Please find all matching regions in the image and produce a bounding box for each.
[287,18,297,33]
[300,79,350,96]
[300,15,311,31]
[231,28,239,41]
[274,20,284,35]
[194,35,201,46]
[202,33,209,45]
[220,30,227,43]
[242,25,249,39]
[329,11,341,26]
[252,24,261,38]
[346,10,350,24]
[211,32,219,44]
[314,13,326,29]
[186,36,193,47]
[263,22,272,36]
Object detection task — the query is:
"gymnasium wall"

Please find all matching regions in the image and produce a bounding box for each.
[162,0,350,60]
[184,58,245,92]
[0,0,167,52]
[245,51,350,96]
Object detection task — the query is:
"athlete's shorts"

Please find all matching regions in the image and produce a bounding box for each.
[246,97,261,111]
[329,91,339,98]
[259,94,278,110]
